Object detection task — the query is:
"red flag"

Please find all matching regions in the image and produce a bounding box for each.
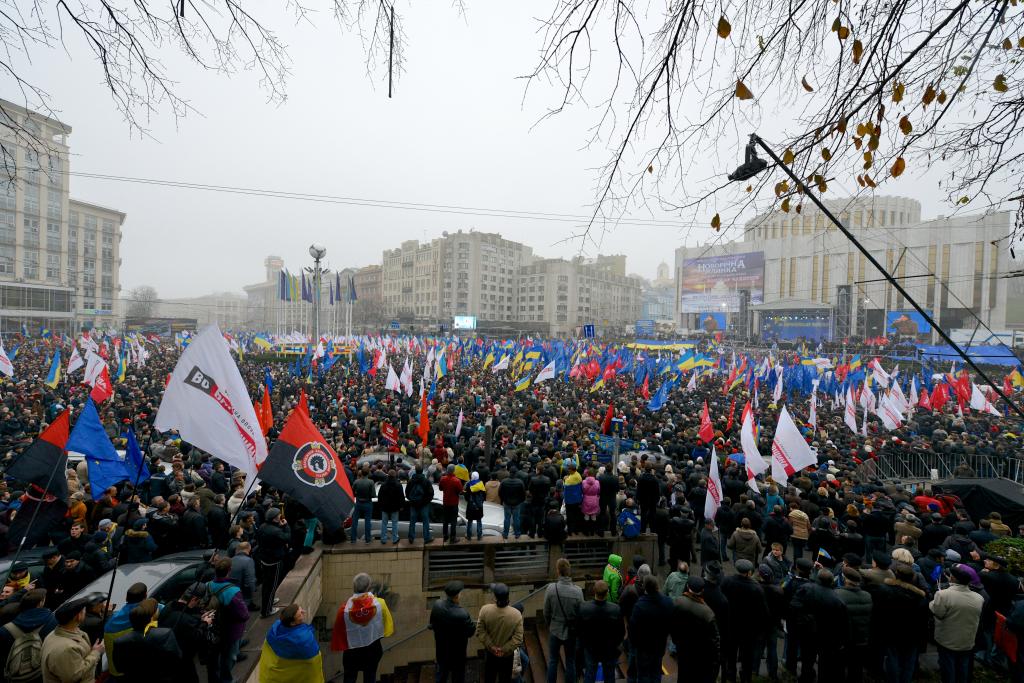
[89,366,113,403]
[258,385,273,436]
[726,397,737,432]
[1004,375,1013,398]
[919,386,932,410]
[602,403,615,435]
[640,375,650,401]
[931,383,947,411]
[417,392,430,445]
[296,389,310,417]
[699,401,715,444]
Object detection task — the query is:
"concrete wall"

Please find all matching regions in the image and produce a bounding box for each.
[317,535,657,677]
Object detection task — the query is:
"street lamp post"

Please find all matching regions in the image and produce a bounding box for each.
[308,244,327,348]
[728,133,1024,421]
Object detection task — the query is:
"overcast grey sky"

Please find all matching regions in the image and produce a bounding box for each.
[17,3,970,298]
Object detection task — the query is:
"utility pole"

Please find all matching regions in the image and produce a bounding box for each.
[309,244,326,348]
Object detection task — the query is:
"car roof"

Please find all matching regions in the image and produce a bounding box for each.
[68,550,208,607]
[0,547,49,573]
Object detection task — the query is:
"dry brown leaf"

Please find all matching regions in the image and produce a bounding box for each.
[837,25,850,40]
[1019,37,1024,49]
[647,164,654,174]
[717,16,732,38]
[746,185,753,193]
[802,75,814,92]
[937,90,947,105]
[831,17,841,32]
[1004,38,1013,50]
[867,136,879,151]
[899,116,913,135]
[795,204,803,214]
[852,40,863,64]
[853,137,863,150]
[781,198,791,213]
[837,116,848,134]
[822,148,832,161]
[995,74,1009,92]
[864,175,876,188]
[959,196,970,205]
[711,214,722,230]
[891,157,906,177]
[893,83,905,103]
[783,148,795,165]
[923,85,936,105]
[736,80,755,100]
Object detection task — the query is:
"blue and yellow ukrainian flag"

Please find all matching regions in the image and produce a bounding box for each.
[514,375,532,392]
[44,349,60,388]
[116,353,127,383]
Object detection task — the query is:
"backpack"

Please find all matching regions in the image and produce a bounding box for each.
[203,582,234,648]
[3,623,42,683]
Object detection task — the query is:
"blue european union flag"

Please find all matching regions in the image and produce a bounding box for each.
[67,399,129,500]
[125,428,150,486]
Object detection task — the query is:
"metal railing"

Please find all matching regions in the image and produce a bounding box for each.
[859,452,1024,484]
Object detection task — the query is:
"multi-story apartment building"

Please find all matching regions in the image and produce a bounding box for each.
[0,100,125,333]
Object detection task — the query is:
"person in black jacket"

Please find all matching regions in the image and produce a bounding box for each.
[636,464,660,534]
[597,467,619,536]
[835,567,872,683]
[206,494,231,550]
[919,513,953,555]
[255,508,291,618]
[377,469,405,545]
[405,464,434,544]
[790,569,847,683]
[668,506,696,566]
[720,559,768,683]
[430,580,476,683]
[112,598,183,683]
[527,467,552,539]
[158,583,210,683]
[209,462,229,495]
[181,497,209,550]
[669,577,719,683]
[498,474,526,539]
[628,575,673,682]
[578,579,624,683]
[754,564,787,682]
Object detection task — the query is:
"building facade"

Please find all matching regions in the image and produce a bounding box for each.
[382,231,535,330]
[0,100,125,333]
[152,292,249,329]
[674,195,1017,340]
[517,256,642,336]
[244,256,366,335]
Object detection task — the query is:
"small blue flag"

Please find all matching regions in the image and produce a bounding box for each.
[125,428,150,486]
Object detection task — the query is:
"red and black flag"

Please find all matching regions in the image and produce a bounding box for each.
[258,405,354,531]
[6,409,71,499]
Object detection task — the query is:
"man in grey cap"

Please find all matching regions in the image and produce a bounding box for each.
[430,580,475,682]
[40,597,104,683]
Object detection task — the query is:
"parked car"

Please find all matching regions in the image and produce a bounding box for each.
[67,549,212,611]
[355,451,414,472]
[0,547,49,584]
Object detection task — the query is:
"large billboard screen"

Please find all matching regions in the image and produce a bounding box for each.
[453,315,477,330]
[680,251,764,312]
[887,310,933,336]
[761,311,832,341]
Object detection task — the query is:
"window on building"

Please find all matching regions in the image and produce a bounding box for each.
[822,255,831,303]
[23,216,39,247]
[46,253,59,280]
[23,250,38,279]
[0,211,12,244]
[0,245,13,274]
[46,221,60,251]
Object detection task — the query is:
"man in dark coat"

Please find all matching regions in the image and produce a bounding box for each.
[836,567,873,682]
[206,495,231,549]
[628,575,673,682]
[255,508,291,618]
[669,577,719,683]
[430,580,476,683]
[720,559,768,683]
[181,497,209,550]
[578,579,624,683]
[791,569,848,683]
[158,583,209,683]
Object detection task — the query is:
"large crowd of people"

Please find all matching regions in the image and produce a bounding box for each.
[0,332,1021,682]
